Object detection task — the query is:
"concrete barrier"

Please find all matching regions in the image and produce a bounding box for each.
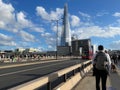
[9,60,92,90]
[53,61,92,90]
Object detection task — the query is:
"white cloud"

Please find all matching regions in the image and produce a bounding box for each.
[113,12,120,17]
[41,32,56,48]
[51,24,62,34]
[109,40,120,49]
[72,25,120,39]
[41,32,56,43]
[1,0,120,50]
[0,0,33,33]
[0,33,12,41]
[46,37,56,46]
[0,33,16,46]
[41,32,52,37]
[0,0,44,32]
[0,0,15,29]
[48,45,53,49]
[36,6,69,49]
[36,6,50,20]
[50,8,63,20]
[107,27,120,36]
[69,12,120,40]
[0,0,46,49]
[79,11,91,18]
[0,21,5,28]
[32,27,44,33]
[19,31,36,42]
[0,41,16,46]
[96,11,109,17]
[36,6,63,21]
[71,15,80,27]
[16,12,33,28]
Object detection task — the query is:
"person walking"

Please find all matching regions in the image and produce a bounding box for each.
[105,50,112,71]
[112,52,118,65]
[93,45,111,90]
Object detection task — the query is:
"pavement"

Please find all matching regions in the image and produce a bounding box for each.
[72,62,120,90]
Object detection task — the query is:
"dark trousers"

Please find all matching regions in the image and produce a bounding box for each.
[95,69,107,90]
[113,59,117,64]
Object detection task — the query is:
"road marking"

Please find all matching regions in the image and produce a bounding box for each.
[0,60,76,77]
[0,60,60,69]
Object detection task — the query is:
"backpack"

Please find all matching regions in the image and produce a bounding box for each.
[94,52,108,70]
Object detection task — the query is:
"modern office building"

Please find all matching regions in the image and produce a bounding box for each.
[57,4,71,56]
[60,4,71,46]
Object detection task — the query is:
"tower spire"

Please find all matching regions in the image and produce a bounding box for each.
[61,3,71,46]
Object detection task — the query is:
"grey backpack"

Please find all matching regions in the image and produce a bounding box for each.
[94,52,108,70]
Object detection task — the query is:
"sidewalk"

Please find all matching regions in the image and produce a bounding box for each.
[72,64,120,90]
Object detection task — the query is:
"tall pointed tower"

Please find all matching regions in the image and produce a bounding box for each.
[61,4,71,46]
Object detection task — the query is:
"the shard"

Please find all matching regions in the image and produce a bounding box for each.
[60,4,71,46]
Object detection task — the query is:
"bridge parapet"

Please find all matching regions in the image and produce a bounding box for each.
[9,60,92,90]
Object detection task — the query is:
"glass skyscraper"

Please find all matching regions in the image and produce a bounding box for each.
[60,4,71,46]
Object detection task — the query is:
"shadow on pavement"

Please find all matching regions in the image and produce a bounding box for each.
[108,67,120,90]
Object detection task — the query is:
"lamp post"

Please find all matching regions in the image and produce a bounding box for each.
[51,19,59,59]
[51,18,63,59]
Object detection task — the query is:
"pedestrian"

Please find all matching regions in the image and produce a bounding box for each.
[112,52,118,65]
[93,45,111,90]
[105,50,112,71]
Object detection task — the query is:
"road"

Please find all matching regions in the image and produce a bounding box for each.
[0,59,84,89]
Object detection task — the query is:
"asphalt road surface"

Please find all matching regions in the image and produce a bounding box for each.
[0,59,84,89]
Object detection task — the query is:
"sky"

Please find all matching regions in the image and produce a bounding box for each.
[0,0,120,51]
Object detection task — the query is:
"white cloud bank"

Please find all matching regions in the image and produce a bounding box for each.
[72,26,120,39]
[0,0,45,49]
[0,33,16,46]
[113,12,120,17]
[71,15,80,27]
[70,12,120,49]
[36,6,120,50]
[110,40,120,50]
[36,6,63,21]
[0,0,120,50]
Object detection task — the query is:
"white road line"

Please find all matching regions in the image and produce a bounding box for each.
[0,60,60,69]
[0,60,75,77]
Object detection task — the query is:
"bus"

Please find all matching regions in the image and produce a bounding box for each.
[72,39,93,60]
[81,45,93,60]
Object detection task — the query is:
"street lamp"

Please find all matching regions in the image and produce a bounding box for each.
[51,19,59,59]
[51,18,63,59]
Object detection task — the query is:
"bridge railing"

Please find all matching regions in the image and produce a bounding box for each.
[9,60,92,90]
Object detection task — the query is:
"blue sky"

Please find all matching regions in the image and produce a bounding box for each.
[0,0,120,51]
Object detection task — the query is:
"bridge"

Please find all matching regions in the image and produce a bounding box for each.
[0,57,120,90]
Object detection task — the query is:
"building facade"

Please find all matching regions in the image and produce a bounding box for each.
[71,39,93,59]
